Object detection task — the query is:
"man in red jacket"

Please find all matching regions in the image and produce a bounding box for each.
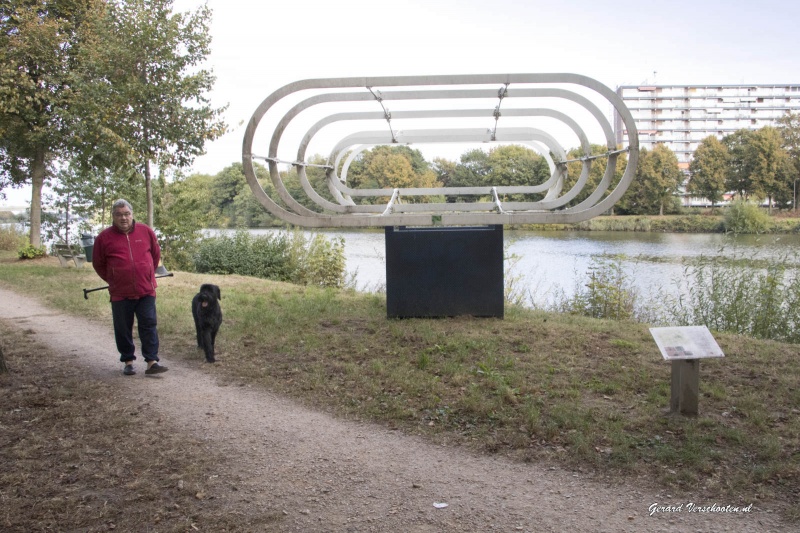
[92,199,168,376]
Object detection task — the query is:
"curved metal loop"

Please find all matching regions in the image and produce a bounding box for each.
[242,73,639,228]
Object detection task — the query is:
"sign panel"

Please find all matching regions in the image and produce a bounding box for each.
[385,225,504,318]
[649,326,725,361]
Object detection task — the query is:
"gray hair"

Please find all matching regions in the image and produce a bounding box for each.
[112,199,133,213]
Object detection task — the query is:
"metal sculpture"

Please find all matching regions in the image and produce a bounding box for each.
[242,74,639,228]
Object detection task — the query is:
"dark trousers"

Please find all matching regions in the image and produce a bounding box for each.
[111,296,160,363]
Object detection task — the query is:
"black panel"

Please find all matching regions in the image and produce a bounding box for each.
[385,225,504,318]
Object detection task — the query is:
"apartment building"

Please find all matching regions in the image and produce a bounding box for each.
[615,84,800,170]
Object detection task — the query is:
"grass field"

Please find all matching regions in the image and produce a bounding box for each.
[1,251,798,523]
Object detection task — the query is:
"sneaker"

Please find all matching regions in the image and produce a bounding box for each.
[123,365,136,376]
[145,363,168,375]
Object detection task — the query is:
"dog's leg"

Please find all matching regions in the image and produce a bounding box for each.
[201,328,215,363]
[193,307,203,348]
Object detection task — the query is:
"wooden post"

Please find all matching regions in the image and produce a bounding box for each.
[651,326,723,417]
[670,359,699,415]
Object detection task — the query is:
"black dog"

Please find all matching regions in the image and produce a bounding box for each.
[192,284,222,363]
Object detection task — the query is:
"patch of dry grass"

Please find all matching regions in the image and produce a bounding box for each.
[0,322,284,532]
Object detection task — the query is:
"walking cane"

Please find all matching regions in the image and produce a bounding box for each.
[83,265,174,299]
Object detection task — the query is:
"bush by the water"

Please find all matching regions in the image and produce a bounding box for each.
[723,200,772,234]
[193,231,346,288]
[665,251,800,343]
[551,254,641,321]
[549,246,800,344]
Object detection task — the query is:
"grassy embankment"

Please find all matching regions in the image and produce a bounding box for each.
[0,251,798,523]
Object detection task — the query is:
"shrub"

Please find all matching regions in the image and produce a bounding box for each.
[553,254,638,321]
[0,226,26,251]
[194,230,346,288]
[17,241,46,260]
[194,231,291,280]
[723,200,772,234]
[665,250,800,343]
[287,233,347,288]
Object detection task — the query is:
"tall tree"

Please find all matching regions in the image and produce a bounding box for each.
[688,136,729,206]
[749,127,794,210]
[0,0,106,247]
[346,146,440,204]
[156,171,214,269]
[776,113,800,208]
[777,112,800,174]
[485,144,550,202]
[48,161,144,228]
[724,127,793,207]
[444,149,491,203]
[431,157,457,187]
[563,144,628,211]
[724,129,757,199]
[211,162,248,224]
[618,145,683,215]
[92,0,227,226]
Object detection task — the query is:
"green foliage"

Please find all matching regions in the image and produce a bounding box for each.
[194,231,291,280]
[666,249,800,343]
[488,145,551,202]
[575,216,653,232]
[73,0,228,225]
[724,129,757,198]
[346,145,441,204]
[208,162,280,227]
[618,145,684,215]
[688,136,729,205]
[17,241,45,259]
[723,200,772,234]
[211,163,248,221]
[563,144,628,208]
[193,231,346,288]
[503,245,527,307]
[156,172,215,271]
[724,128,794,205]
[0,0,108,247]
[777,112,800,188]
[47,162,145,230]
[646,215,724,233]
[554,254,638,320]
[286,233,347,288]
[751,127,795,208]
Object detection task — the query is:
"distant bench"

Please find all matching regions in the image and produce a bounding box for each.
[53,244,87,268]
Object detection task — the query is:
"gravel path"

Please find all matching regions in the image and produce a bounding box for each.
[0,287,791,532]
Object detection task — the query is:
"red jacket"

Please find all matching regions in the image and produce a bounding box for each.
[92,221,161,301]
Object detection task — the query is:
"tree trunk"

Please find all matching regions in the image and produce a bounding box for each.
[145,159,154,227]
[64,194,71,245]
[29,147,47,248]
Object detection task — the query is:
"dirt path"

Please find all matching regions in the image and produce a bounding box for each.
[0,287,790,532]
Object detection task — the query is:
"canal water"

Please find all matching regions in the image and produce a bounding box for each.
[213,228,800,308]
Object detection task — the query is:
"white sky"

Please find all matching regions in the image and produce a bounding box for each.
[3,0,799,207]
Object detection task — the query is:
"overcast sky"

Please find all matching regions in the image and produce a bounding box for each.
[3,0,798,207]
